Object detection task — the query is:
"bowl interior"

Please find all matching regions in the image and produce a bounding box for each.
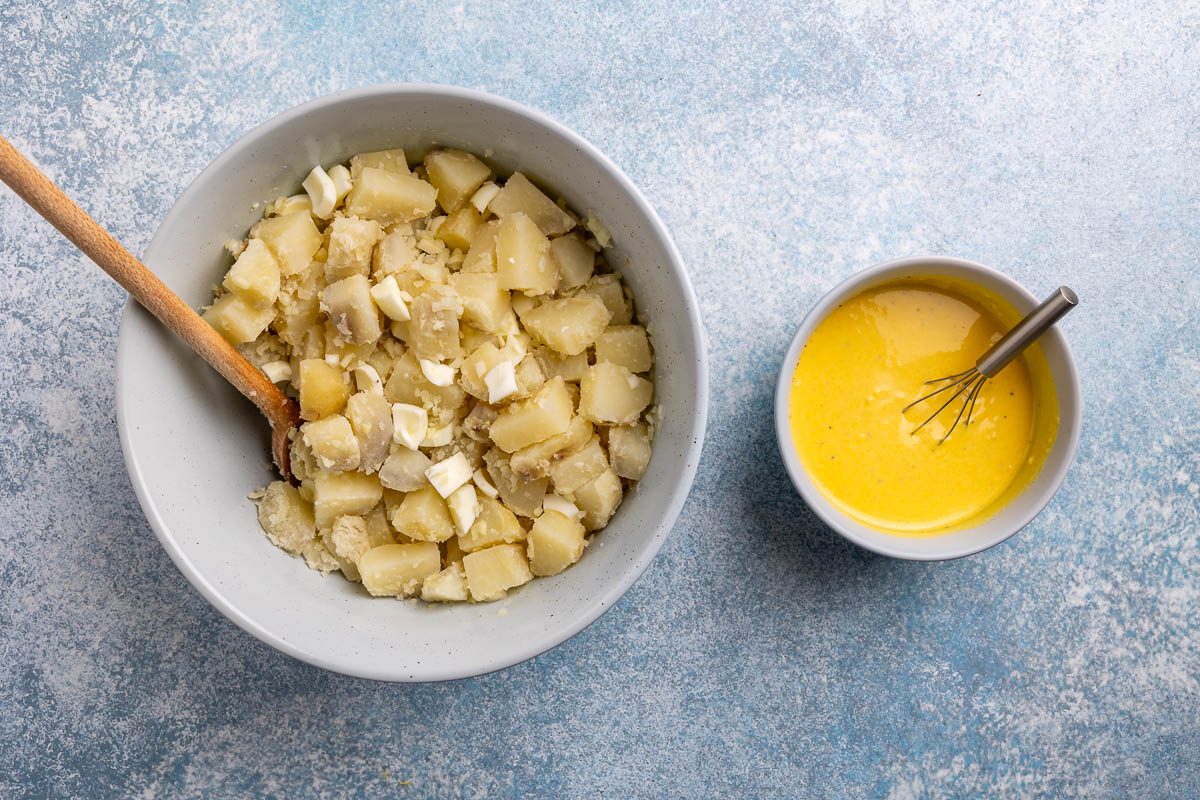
[117,86,707,681]
[774,257,1081,560]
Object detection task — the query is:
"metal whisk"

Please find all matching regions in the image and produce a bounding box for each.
[903,286,1078,444]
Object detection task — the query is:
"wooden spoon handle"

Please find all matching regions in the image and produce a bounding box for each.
[0,135,297,453]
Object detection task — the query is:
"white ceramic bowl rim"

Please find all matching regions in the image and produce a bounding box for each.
[116,84,709,680]
[773,255,1082,561]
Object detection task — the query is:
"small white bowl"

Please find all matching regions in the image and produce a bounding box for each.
[117,85,708,681]
[774,255,1081,560]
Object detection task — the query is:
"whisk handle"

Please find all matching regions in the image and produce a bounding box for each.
[976,286,1078,378]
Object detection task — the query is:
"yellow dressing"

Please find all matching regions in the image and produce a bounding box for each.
[788,278,1058,535]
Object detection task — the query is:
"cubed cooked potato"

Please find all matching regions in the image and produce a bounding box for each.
[581,273,632,325]
[572,467,623,530]
[534,346,588,383]
[372,227,418,276]
[253,211,323,276]
[302,414,361,472]
[526,510,586,576]
[449,272,510,333]
[359,542,441,597]
[489,172,575,236]
[594,325,653,373]
[496,212,558,295]
[550,234,595,290]
[484,447,548,518]
[408,284,463,362]
[257,481,316,554]
[521,296,611,356]
[462,543,533,601]
[579,362,653,425]
[204,292,275,345]
[223,238,280,306]
[547,436,609,494]
[510,416,593,480]
[461,219,499,273]
[435,206,483,251]
[421,562,469,602]
[345,391,393,473]
[313,470,383,529]
[363,504,397,548]
[489,376,574,452]
[384,351,467,417]
[350,148,410,179]
[324,216,383,282]
[607,423,652,480]
[424,149,492,213]
[328,514,372,563]
[378,446,433,492]
[345,167,438,225]
[298,358,350,421]
[390,485,455,543]
[458,495,527,552]
[322,274,383,345]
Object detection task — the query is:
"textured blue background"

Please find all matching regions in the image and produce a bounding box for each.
[2,1,1198,798]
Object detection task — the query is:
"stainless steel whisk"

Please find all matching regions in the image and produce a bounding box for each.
[902,286,1078,444]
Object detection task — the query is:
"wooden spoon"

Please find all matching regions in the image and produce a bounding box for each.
[0,135,301,481]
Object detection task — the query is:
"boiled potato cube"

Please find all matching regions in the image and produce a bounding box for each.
[435,206,483,251]
[203,292,274,345]
[324,216,383,282]
[328,514,372,563]
[345,391,393,473]
[521,296,611,356]
[551,234,595,290]
[534,346,588,383]
[594,325,653,373]
[526,510,586,576]
[359,542,440,597]
[298,358,350,421]
[421,562,469,602]
[489,172,575,236]
[572,467,623,530]
[301,539,342,574]
[378,446,433,492]
[510,415,593,480]
[462,402,498,442]
[425,149,492,213]
[257,481,316,554]
[458,495,526,552]
[459,342,509,401]
[514,355,546,399]
[449,272,510,333]
[489,376,574,452]
[548,436,609,494]
[313,470,383,529]
[462,220,500,273]
[372,227,418,276]
[253,211,322,276]
[580,362,652,425]
[607,423,652,480]
[581,273,632,325]
[302,414,361,472]
[322,275,383,345]
[223,238,280,306]
[462,543,533,601]
[350,148,410,178]
[390,485,455,542]
[345,166,437,225]
[408,284,463,362]
[496,213,557,295]
[484,447,548,518]
[364,504,397,548]
[384,351,467,417]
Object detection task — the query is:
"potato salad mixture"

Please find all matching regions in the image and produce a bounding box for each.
[203,147,656,603]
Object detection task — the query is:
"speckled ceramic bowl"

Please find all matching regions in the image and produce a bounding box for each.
[117,85,708,681]
[774,256,1081,560]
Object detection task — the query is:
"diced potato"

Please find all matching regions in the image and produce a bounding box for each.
[359,542,441,597]
[276,285,321,350]
[256,481,316,554]
[302,414,361,472]
[324,216,383,282]
[345,166,438,226]
[579,362,653,425]
[421,562,469,602]
[345,391,393,473]
[496,213,557,295]
[449,272,510,333]
[253,211,322,276]
[462,543,533,601]
[408,284,463,362]
[203,292,274,345]
[384,351,467,417]
[514,355,546,399]
[462,403,498,442]
[521,296,611,356]
[378,446,433,491]
[317,526,361,582]
[364,504,397,548]
[435,206,483,251]
[322,275,383,345]
[223,238,280,306]
[425,149,492,213]
[459,342,509,401]
[550,234,594,291]
[313,471,383,529]
[328,514,372,563]
[489,172,575,236]
[390,485,455,543]
[349,148,410,178]
[489,376,574,452]
[607,423,652,480]
[372,227,418,276]
[534,346,588,383]
[547,436,609,494]
[572,467,623,531]
[460,325,499,355]
[510,416,593,480]
[458,495,527,552]
[526,510,586,576]
[484,447,548,518]
[581,273,632,325]
[594,325,653,373]
[462,220,499,273]
[302,539,342,574]
[298,358,350,421]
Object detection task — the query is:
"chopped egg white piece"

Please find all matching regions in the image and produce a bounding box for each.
[302,165,338,218]
[473,468,499,499]
[421,422,454,447]
[327,164,353,202]
[261,360,292,384]
[447,483,480,534]
[353,364,384,395]
[542,494,582,520]
[324,353,340,366]
[419,359,457,387]
[391,403,428,450]
[485,361,518,404]
[369,275,411,322]
[469,181,500,213]
[425,452,473,498]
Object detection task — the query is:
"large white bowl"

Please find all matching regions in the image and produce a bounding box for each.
[117,85,708,681]
[774,256,1081,560]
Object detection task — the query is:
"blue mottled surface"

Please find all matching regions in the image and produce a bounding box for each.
[2,1,1198,797]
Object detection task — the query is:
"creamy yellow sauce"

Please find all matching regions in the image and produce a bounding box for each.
[788,278,1058,535]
